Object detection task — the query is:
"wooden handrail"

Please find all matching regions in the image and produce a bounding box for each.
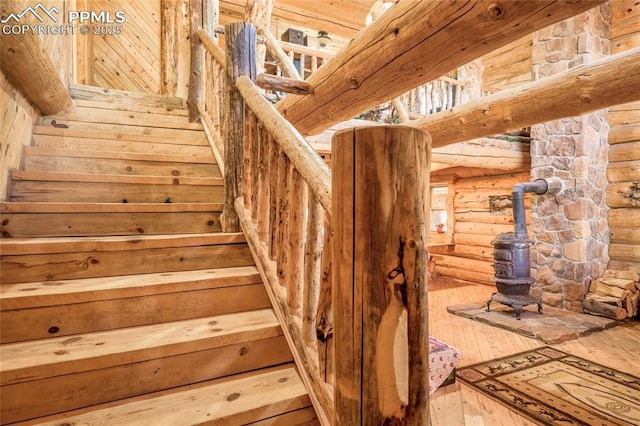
[196,28,226,67]
[257,25,302,80]
[235,75,332,215]
[280,41,333,60]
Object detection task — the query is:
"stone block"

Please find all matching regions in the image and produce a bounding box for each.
[542,291,563,308]
[570,156,589,177]
[543,120,564,135]
[536,197,560,216]
[546,51,563,63]
[564,281,588,302]
[561,36,578,59]
[565,301,584,313]
[558,229,575,243]
[573,221,591,239]
[565,239,588,262]
[577,33,589,54]
[553,21,572,37]
[563,198,597,221]
[548,135,575,156]
[535,241,554,257]
[536,25,554,42]
[552,157,572,171]
[546,213,570,231]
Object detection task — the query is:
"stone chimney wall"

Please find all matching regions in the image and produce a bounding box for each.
[529,5,611,312]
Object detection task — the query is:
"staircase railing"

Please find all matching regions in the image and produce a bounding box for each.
[194,22,431,425]
[195,24,335,425]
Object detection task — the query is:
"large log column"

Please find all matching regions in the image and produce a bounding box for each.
[276,0,606,136]
[0,0,72,115]
[219,22,256,232]
[333,126,430,425]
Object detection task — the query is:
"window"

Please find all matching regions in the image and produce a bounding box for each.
[428,184,453,246]
[430,185,448,233]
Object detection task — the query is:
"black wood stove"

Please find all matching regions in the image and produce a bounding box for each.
[486,179,548,319]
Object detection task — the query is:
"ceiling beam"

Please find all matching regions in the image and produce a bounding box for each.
[410,47,640,148]
[276,0,607,136]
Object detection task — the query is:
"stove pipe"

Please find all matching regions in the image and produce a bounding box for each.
[512,179,548,238]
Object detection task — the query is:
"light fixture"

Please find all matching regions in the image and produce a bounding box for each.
[317,31,331,48]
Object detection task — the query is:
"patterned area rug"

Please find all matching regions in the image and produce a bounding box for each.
[457,347,640,425]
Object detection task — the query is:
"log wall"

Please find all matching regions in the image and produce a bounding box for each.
[607,0,640,273]
[431,171,531,285]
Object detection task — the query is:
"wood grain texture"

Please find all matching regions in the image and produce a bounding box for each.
[276,0,606,136]
[332,126,430,424]
[0,0,72,115]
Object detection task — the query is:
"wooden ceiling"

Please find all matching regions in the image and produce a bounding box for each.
[219,0,375,50]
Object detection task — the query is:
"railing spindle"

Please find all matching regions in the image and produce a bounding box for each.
[287,169,306,318]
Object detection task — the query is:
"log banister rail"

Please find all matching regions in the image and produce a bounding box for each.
[235,76,331,213]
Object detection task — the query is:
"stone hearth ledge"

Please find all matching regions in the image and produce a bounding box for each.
[447,302,619,344]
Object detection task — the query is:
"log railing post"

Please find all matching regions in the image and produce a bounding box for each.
[219,22,256,232]
[187,0,203,122]
[332,126,431,425]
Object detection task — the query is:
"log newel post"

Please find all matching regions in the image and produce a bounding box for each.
[219,22,257,232]
[332,126,431,425]
[187,0,204,122]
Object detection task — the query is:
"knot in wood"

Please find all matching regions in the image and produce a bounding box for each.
[487,3,504,18]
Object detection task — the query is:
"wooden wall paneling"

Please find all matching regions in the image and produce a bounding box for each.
[89,0,162,94]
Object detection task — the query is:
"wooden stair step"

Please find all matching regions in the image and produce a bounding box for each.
[45,106,202,131]
[19,365,315,426]
[0,233,254,284]
[25,146,216,164]
[23,146,220,177]
[70,83,185,110]
[1,309,280,382]
[0,266,268,343]
[1,201,224,238]
[32,133,212,156]
[1,310,294,424]
[8,170,224,203]
[35,121,207,145]
[73,99,189,116]
[1,266,261,309]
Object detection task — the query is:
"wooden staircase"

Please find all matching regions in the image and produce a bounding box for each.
[0,88,317,425]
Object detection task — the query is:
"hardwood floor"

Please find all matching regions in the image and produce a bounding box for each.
[427,277,640,425]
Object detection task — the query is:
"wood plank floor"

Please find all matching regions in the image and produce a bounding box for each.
[428,277,640,426]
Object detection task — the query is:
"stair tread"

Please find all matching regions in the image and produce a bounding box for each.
[32,127,208,146]
[23,365,310,426]
[0,201,223,213]
[45,107,202,131]
[10,170,222,186]
[24,146,217,164]
[73,99,189,116]
[70,83,185,110]
[0,266,261,310]
[1,309,280,385]
[39,119,206,140]
[0,232,246,255]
